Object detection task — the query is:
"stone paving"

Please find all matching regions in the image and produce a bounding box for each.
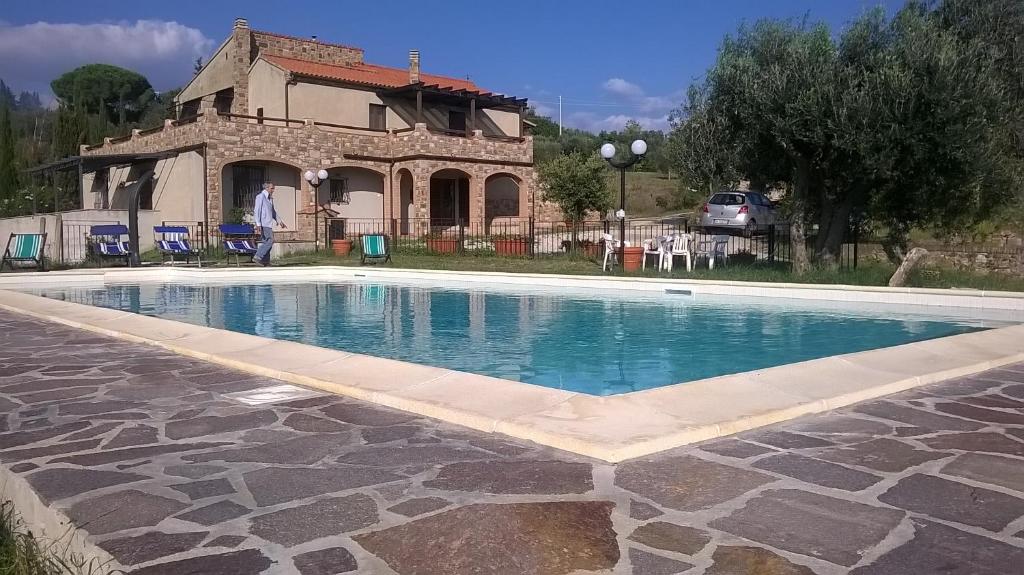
[0,309,1023,574]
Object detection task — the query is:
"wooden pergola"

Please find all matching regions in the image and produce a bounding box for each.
[379,83,529,133]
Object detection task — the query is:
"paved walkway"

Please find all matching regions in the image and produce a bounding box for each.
[0,309,1022,574]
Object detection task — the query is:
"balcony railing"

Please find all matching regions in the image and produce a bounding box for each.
[81,110,529,155]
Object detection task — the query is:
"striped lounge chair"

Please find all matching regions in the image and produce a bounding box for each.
[88,225,133,266]
[154,226,202,267]
[219,224,258,266]
[1,233,47,271]
[360,234,391,265]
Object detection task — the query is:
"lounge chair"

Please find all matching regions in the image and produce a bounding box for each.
[665,233,693,272]
[641,235,672,271]
[219,223,258,266]
[601,233,631,271]
[695,234,730,269]
[88,225,133,266]
[360,234,391,265]
[154,226,202,267]
[1,233,47,271]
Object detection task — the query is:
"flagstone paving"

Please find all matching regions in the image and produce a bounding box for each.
[0,309,1022,574]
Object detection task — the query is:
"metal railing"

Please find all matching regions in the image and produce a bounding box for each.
[60,219,209,263]
[323,217,797,266]
[61,220,119,263]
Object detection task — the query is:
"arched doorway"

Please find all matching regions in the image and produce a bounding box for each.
[484,173,521,233]
[322,166,385,219]
[220,160,301,226]
[398,169,414,235]
[429,169,470,226]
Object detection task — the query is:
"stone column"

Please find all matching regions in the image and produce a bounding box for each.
[469,171,486,232]
[518,173,531,219]
[230,18,251,115]
[205,151,223,225]
[414,163,431,221]
[381,171,394,225]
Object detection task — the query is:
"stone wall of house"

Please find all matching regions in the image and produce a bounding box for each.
[80,113,538,241]
[251,31,364,66]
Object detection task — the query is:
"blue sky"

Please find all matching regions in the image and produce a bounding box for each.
[1,0,904,131]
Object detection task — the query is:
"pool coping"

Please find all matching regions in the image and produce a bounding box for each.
[2,267,1023,462]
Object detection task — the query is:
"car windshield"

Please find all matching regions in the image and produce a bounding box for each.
[709,193,745,206]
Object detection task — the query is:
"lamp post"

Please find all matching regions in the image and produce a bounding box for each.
[304,169,329,252]
[600,139,647,268]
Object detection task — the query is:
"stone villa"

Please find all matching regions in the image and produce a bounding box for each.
[76,18,541,247]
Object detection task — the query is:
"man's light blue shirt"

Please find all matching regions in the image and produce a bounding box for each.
[253,190,278,228]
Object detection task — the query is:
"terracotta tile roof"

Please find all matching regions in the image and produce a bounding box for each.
[263,54,484,93]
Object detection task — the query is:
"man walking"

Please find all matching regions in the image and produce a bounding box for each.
[253,182,286,266]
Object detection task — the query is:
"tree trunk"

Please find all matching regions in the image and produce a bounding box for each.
[888,247,928,287]
[882,222,910,264]
[817,194,856,268]
[790,157,812,275]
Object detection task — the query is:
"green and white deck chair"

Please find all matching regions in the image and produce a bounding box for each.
[360,234,391,265]
[1,233,46,271]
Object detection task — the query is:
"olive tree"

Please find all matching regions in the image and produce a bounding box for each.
[537,151,612,243]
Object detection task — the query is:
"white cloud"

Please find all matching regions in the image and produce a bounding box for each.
[603,78,645,99]
[0,20,215,97]
[566,111,670,133]
[532,103,555,118]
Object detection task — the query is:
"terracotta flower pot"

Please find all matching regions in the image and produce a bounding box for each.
[331,239,353,256]
[622,246,645,272]
[425,238,459,254]
[494,238,529,256]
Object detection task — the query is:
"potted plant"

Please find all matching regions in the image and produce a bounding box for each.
[331,237,353,256]
[492,233,530,256]
[622,245,645,272]
[423,231,459,254]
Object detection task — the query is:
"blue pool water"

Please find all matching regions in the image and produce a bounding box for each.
[28,280,1018,395]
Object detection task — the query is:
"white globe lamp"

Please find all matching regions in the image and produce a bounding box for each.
[600,143,616,160]
[630,139,648,156]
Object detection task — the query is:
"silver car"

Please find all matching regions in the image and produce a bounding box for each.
[699,191,778,236]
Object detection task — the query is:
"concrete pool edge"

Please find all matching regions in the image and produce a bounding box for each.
[4,265,1024,309]
[2,279,1023,462]
[0,464,119,571]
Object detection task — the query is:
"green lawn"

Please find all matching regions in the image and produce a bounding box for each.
[268,249,1024,292]
[0,500,110,575]
[56,245,1024,292]
[610,171,698,218]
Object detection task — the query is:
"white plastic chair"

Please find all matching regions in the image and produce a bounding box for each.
[601,233,631,271]
[641,236,670,271]
[696,234,730,269]
[664,233,693,272]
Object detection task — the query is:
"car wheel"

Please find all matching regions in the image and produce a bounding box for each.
[744,219,757,238]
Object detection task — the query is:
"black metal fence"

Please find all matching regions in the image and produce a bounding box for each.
[158,221,210,252]
[61,221,112,263]
[59,219,209,263]
[324,217,796,267]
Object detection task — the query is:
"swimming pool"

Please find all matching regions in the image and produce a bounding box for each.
[27,279,1022,395]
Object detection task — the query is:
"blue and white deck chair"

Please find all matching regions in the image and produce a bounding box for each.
[88,224,133,266]
[154,226,202,267]
[219,223,258,266]
[1,233,47,271]
[360,234,391,265]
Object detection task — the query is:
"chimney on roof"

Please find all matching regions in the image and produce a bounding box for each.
[234,18,249,29]
[409,50,420,84]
